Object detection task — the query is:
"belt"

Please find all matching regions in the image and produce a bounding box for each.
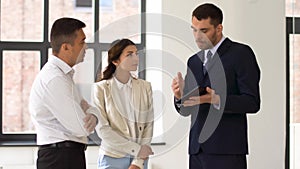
[39,141,87,151]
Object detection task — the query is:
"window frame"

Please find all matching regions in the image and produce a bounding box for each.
[0,0,146,145]
[286,16,300,169]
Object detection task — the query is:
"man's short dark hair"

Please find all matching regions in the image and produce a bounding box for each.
[192,3,223,27]
[50,17,86,54]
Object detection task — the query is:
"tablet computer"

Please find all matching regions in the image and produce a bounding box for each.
[181,87,207,102]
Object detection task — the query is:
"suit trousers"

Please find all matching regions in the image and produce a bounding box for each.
[189,151,247,169]
[37,145,86,169]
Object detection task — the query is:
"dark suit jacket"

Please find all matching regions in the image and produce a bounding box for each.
[175,38,260,155]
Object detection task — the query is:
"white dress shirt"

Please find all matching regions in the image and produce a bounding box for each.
[204,36,225,63]
[29,55,99,145]
[113,76,136,123]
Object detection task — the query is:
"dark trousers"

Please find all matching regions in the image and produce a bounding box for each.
[190,151,247,169]
[37,142,86,169]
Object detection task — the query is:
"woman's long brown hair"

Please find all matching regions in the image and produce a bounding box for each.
[96,39,135,82]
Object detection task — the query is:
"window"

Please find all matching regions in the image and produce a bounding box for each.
[76,0,93,8]
[2,51,40,134]
[0,0,145,144]
[286,0,300,168]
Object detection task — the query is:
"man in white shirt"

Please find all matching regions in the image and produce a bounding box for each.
[29,17,99,169]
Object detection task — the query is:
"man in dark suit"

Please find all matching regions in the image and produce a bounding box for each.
[171,3,260,169]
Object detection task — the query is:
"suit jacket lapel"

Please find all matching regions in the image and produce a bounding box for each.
[206,38,232,73]
[217,38,232,56]
[131,78,141,121]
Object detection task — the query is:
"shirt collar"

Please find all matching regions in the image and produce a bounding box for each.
[113,76,132,89]
[48,55,74,76]
[205,36,226,56]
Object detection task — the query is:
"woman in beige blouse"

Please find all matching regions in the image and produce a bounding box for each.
[93,39,154,169]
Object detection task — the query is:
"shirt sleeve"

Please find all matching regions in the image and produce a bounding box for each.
[213,101,221,110]
[43,76,90,137]
[131,158,145,169]
[86,106,100,124]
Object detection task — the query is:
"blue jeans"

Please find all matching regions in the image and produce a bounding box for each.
[98,154,148,169]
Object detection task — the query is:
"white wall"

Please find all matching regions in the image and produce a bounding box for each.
[0,0,286,169]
